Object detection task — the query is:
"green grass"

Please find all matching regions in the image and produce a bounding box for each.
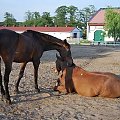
[79,39,91,45]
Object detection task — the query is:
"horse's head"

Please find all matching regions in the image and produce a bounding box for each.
[56,53,75,75]
[58,39,73,66]
[55,54,67,74]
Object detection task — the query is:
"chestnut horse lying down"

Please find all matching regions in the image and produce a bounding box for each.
[54,54,120,98]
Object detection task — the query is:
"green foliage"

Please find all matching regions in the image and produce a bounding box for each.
[55,6,68,26]
[24,11,54,26]
[67,5,78,26]
[24,10,37,26]
[78,5,96,28]
[3,12,16,26]
[24,10,34,21]
[105,8,120,41]
[24,20,35,26]
[33,12,40,20]
[54,5,96,28]
[1,4,97,37]
[40,12,54,26]
[79,39,91,45]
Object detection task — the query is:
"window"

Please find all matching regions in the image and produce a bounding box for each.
[73,33,77,38]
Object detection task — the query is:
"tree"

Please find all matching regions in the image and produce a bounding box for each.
[24,11,41,26]
[55,6,68,26]
[33,12,40,20]
[3,12,16,26]
[104,8,120,41]
[40,12,54,26]
[24,10,34,26]
[75,10,85,28]
[24,11,54,26]
[67,5,78,26]
[24,10,34,21]
[79,5,96,28]
[32,12,41,26]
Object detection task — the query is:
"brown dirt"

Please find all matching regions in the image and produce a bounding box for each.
[0,45,120,120]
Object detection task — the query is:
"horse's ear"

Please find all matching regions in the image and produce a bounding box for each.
[56,53,59,59]
[56,54,61,59]
[56,54,63,61]
[64,39,70,48]
[64,39,68,44]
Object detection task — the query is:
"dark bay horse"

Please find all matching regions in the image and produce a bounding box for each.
[0,29,73,104]
[54,55,120,98]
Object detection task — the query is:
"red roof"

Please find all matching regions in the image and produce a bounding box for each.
[88,8,120,26]
[0,26,76,32]
[89,9,105,25]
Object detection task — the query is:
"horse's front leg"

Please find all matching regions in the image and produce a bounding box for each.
[15,62,27,94]
[33,60,40,93]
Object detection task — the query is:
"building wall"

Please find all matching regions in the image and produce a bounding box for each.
[44,28,81,40]
[87,23,114,42]
[16,31,23,33]
[43,32,71,40]
[15,28,81,44]
[71,28,81,38]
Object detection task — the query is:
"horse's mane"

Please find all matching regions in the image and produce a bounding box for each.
[26,30,70,48]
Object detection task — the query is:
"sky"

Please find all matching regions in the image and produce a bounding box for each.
[0,0,120,22]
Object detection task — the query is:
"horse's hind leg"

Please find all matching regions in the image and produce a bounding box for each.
[3,61,12,105]
[0,57,5,101]
[15,62,27,94]
[33,60,40,93]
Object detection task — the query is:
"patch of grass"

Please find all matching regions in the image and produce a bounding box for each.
[79,39,91,45]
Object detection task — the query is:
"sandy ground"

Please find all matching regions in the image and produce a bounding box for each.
[0,45,120,120]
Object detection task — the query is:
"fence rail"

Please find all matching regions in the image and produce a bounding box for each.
[91,41,120,46]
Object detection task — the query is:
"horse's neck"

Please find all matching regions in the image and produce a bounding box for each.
[43,36,63,51]
[44,42,62,52]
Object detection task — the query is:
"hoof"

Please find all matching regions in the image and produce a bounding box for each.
[5,99,12,105]
[35,88,40,93]
[1,95,5,101]
[54,86,58,91]
[14,89,20,94]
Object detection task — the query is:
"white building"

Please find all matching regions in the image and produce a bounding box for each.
[87,8,120,44]
[0,26,82,44]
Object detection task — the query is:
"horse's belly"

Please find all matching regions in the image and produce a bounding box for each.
[13,53,32,63]
[74,81,99,97]
[76,86,97,97]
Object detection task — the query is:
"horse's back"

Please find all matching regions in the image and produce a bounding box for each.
[70,66,120,97]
